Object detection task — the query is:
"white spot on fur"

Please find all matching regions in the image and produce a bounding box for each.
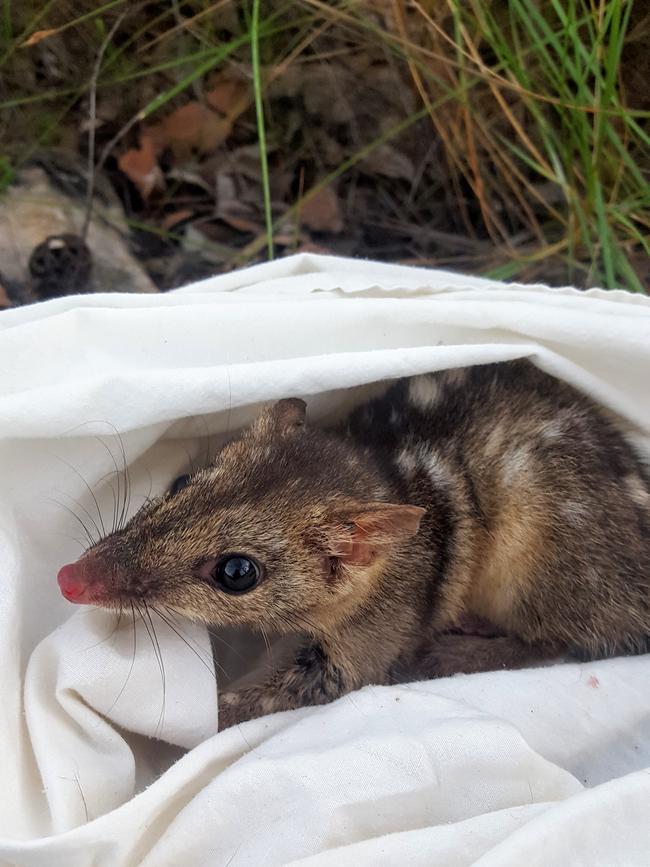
[625,474,650,507]
[390,407,401,425]
[501,447,531,485]
[396,448,417,476]
[443,367,467,386]
[408,375,441,410]
[539,419,566,441]
[425,450,452,487]
[396,444,451,488]
[396,444,452,488]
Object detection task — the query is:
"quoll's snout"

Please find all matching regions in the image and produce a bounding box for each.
[57,553,103,604]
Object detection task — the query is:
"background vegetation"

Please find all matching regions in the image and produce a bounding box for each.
[1,0,648,292]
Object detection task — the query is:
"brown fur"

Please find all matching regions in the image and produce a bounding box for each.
[60,360,650,728]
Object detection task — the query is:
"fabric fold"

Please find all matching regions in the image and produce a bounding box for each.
[0,254,648,866]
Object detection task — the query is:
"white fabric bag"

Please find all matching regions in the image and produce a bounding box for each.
[0,253,649,866]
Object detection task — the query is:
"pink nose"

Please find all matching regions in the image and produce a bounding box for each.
[57,561,95,604]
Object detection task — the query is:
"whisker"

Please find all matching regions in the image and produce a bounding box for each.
[47,497,96,547]
[196,414,212,471]
[81,608,124,652]
[153,606,223,680]
[181,445,197,478]
[104,603,138,717]
[117,431,132,531]
[93,435,122,533]
[53,531,88,551]
[55,419,133,535]
[111,436,127,531]
[91,424,132,532]
[224,844,242,867]
[288,612,339,646]
[204,627,245,659]
[138,603,166,737]
[162,604,247,663]
[260,625,273,664]
[53,488,103,546]
[73,770,90,824]
[95,469,119,536]
[53,456,107,538]
[98,425,132,532]
[141,467,154,507]
[225,365,233,440]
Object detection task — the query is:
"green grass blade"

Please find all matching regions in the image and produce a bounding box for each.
[251,0,273,260]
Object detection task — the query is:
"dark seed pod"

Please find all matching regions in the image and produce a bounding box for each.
[28,233,93,299]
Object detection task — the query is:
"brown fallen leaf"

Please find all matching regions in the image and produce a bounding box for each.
[152,102,232,161]
[117,133,164,200]
[209,172,263,233]
[206,78,250,115]
[218,213,264,234]
[300,186,344,234]
[360,143,415,182]
[21,27,60,47]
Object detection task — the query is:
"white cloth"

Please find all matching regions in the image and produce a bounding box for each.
[1,253,649,866]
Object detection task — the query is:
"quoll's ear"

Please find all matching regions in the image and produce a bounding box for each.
[326,502,426,567]
[251,397,307,438]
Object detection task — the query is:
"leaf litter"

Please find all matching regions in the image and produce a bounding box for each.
[0,1,647,302]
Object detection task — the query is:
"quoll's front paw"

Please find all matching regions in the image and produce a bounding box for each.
[218,688,272,730]
[217,691,244,730]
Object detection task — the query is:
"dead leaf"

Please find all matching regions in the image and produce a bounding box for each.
[152,102,232,161]
[300,186,344,233]
[360,143,415,182]
[118,133,164,200]
[273,233,301,246]
[210,173,261,232]
[145,79,251,163]
[206,78,250,115]
[218,213,264,234]
[294,67,357,125]
[21,28,60,47]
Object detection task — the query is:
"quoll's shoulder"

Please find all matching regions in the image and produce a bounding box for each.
[343,361,541,446]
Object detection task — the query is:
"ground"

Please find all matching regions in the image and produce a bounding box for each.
[0,1,648,305]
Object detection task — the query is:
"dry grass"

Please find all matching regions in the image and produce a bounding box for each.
[0,0,648,291]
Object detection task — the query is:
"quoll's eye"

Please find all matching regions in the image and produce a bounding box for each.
[213,554,261,594]
[170,473,191,496]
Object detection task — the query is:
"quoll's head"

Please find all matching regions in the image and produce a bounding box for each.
[57,398,425,631]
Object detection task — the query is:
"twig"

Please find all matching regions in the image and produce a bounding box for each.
[82,10,128,240]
